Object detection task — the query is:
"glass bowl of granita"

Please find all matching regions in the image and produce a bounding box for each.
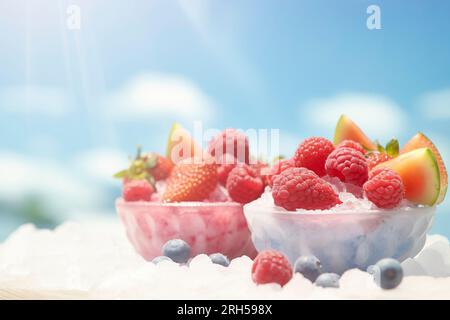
[244,185,436,275]
[244,115,447,275]
[115,124,265,261]
[117,182,257,261]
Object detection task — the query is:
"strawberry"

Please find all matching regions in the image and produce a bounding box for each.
[114,147,173,186]
[162,159,218,202]
[143,152,173,181]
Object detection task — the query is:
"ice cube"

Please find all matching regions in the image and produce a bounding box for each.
[322,175,347,193]
[1,220,450,299]
[401,258,426,276]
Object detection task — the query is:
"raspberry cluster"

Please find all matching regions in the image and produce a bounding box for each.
[268,136,404,211]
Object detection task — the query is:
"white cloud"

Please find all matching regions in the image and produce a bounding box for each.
[103,73,215,121]
[300,93,408,141]
[0,152,108,217]
[418,88,450,119]
[0,86,72,117]
[74,148,129,185]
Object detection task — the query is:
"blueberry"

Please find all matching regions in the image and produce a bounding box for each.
[151,256,173,264]
[209,253,230,267]
[373,258,403,289]
[315,273,340,288]
[294,255,322,282]
[162,239,191,263]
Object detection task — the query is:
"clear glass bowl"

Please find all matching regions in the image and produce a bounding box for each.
[244,202,435,274]
[116,199,257,261]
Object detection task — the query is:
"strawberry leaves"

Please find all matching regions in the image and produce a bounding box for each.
[113,146,157,187]
[113,170,128,179]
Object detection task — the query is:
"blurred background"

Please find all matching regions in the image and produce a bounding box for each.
[0,0,449,239]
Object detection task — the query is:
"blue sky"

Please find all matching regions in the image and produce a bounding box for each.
[1,0,450,237]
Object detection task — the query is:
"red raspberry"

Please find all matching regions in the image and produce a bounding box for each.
[325,147,368,186]
[272,167,341,211]
[208,129,250,164]
[267,158,295,187]
[336,140,366,155]
[363,168,404,209]
[294,137,335,176]
[123,180,154,202]
[217,154,237,186]
[250,160,270,186]
[366,152,393,171]
[252,250,293,287]
[226,164,264,204]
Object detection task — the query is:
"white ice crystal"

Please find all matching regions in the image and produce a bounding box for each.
[254,179,414,214]
[0,220,449,299]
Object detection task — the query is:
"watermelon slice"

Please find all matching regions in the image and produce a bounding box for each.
[165,123,204,164]
[374,148,441,206]
[401,132,447,204]
[334,115,377,151]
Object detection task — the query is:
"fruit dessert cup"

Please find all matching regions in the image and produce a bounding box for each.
[117,199,257,261]
[244,115,447,275]
[114,124,267,261]
[245,191,435,275]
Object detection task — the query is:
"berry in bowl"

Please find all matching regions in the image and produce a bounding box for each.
[244,115,447,275]
[115,124,268,261]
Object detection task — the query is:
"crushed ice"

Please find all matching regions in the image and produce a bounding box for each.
[0,221,449,299]
[253,176,415,214]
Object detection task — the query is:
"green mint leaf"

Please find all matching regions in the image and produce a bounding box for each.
[375,140,385,153]
[133,172,148,180]
[385,138,399,157]
[113,170,129,179]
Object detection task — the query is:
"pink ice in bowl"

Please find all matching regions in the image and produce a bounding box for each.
[116,198,257,261]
